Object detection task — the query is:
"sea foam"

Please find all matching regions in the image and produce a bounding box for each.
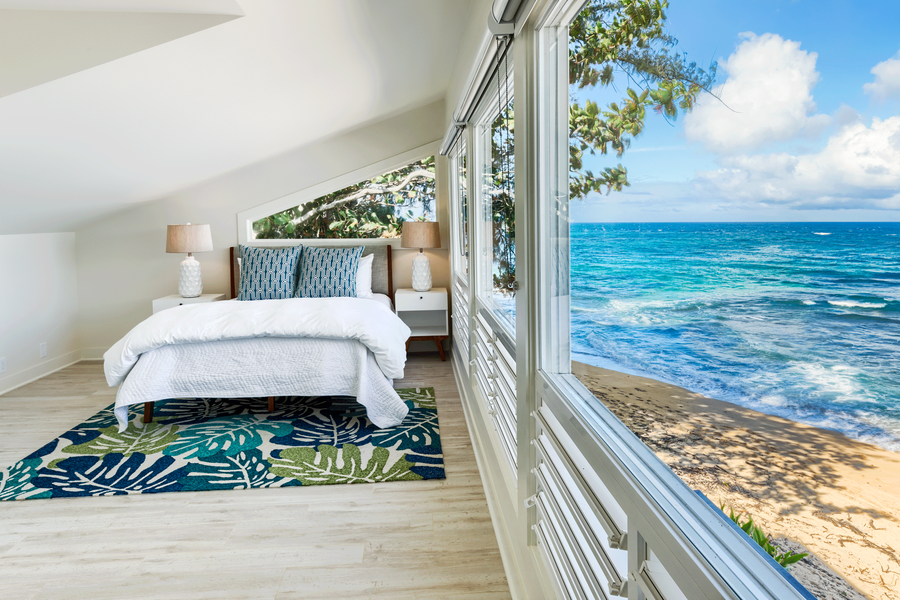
[570,221,900,453]
[828,300,887,309]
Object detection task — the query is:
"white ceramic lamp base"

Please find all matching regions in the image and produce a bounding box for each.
[179,254,203,297]
[411,251,432,292]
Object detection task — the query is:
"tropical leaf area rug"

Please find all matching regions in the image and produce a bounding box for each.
[0,388,443,501]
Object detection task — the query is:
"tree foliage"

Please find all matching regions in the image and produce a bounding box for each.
[490,101,516,293]
[569,0,716,198]
[253,157,436,239]
[488,0,714,293]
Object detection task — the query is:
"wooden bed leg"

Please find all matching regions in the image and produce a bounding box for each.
[268,396,275,412]
[143,402,155,424]
[434,337,446,361]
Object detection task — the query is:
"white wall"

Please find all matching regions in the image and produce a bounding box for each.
[76,100,449,356]
[0,233,81,394]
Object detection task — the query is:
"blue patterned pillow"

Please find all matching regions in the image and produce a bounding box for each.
[295,246,363,298]
[238,245,302,301]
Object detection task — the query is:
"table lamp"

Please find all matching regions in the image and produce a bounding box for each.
[166,223,213,297]
[401,221,441,292]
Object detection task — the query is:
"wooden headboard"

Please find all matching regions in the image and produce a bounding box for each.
[230,244,393,302]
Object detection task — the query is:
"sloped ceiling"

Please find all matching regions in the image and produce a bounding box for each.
[0,1,246,98]
[0,0,472,234]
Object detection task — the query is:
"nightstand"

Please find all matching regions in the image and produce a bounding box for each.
[152,293,225,314]
[395,288,449,360]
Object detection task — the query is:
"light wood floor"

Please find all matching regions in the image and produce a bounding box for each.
[0,356,511,600]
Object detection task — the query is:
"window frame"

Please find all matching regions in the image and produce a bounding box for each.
[471,56,518,345]
[449,141,469,278]
[529,1,813,598]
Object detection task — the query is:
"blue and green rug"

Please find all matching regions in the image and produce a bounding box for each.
[0,388,443,501]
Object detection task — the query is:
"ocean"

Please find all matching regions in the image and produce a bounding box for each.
[570,222,900,452]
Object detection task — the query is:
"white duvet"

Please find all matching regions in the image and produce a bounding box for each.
[103,298,412,431]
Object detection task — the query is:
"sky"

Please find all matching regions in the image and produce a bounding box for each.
[570,0,900,223]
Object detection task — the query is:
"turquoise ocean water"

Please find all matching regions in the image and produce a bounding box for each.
[570,222,900,451]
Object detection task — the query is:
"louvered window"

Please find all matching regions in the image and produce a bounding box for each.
[452,274,470,365]
[532,403,627,599]
[473,312,517,476]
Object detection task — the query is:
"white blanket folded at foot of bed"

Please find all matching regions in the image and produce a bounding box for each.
[104,297,411,386]
[103,298,412,432]
[113,337,409,432]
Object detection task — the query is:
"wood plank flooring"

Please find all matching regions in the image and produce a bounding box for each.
[0,356,511,600]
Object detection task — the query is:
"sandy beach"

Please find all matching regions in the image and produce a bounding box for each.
[572,361,900,600]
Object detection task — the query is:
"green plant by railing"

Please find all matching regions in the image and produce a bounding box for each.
[722,505,808,569]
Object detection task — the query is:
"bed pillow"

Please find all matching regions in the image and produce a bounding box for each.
[238,245,302,301]
[357,253,374,299]
[295,246,364,298]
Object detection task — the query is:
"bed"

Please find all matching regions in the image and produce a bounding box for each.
[103,242,411,432]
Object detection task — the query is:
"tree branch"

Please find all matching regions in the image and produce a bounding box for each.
[291,169,435,226]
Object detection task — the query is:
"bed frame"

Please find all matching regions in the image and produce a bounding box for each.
[141,242,395,425]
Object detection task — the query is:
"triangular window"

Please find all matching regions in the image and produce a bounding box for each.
[253,157,435,239]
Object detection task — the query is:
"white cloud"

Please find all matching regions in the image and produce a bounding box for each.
[863,49,900,101]
[692,116,900,210]
[683,32,827,154]
[833,104,862,127]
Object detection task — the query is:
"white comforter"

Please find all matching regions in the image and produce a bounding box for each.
[103,298,412,431]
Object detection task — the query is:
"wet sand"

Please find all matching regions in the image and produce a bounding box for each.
[573,361,900,600]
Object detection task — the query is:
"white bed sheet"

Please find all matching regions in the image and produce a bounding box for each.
[371,293,393,312]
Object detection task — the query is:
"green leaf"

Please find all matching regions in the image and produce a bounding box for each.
[63,423,180,457]
[267,444,422,485]
[778,552,808,567]
[398,387,437,410]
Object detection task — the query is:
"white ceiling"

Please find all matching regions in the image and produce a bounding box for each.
[0,1,245,98]
[0,0,472,234]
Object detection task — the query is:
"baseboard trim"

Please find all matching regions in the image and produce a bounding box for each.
[0,350,84,396]
[451,348,548,600]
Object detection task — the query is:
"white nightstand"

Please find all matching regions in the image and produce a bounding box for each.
[152,293,225,314]
[395,288,449,361]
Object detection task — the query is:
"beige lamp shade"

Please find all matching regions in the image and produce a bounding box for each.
[166,223,213,254]
[400,221,441,250]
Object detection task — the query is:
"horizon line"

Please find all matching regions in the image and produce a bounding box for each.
[569,220,900,224]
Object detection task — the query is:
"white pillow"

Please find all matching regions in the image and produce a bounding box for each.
[357,253,374,298]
